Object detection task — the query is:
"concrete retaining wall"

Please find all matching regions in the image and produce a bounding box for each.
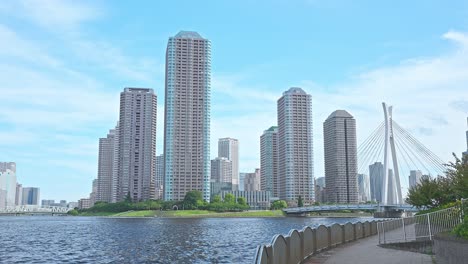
[433,233,468,264]
[254,220,381,264]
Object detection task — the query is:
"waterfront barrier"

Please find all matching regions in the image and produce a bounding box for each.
[253,220,380,264]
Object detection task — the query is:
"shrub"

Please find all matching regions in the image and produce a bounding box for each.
[452,215,468,239]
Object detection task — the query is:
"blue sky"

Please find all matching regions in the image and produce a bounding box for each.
[1,0,468,201]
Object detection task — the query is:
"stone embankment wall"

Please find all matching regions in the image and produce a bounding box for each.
[254,220,379,264]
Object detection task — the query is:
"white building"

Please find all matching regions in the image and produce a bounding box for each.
[0,169,17,208]
[357,174,370,203]
[409,170,423,189]
[218,138,239,190]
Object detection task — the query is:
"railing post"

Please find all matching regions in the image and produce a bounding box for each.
[427,214,432,240]
[401,218,406,242]
[377,223,381,244]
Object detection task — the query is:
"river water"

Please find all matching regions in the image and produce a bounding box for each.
[0,216,373,263]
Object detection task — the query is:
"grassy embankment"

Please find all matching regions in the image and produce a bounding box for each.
[106,209,285,218]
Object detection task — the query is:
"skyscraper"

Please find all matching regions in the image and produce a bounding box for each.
[0,169,16,207]
[117,88,157,202]
[97,128,116,203]
[155,154,164,199]
[408,170,422,189]
[0,162,15,173]
[357,174,370,203]
[244,169,261,192]
[164,31,211,201]
[278,87,314,203]
[260,126,279,197]
[323,110,358,204]
[21,187,40,205]
[218,138,239,190]
[369,162,384,202]
[210,157,232,183]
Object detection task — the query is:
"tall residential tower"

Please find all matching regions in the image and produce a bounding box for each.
[117,88,157,202]
[278,87,314,203]
[260,126,279,197]
[164,31,211,201]
[323,110,358,204]
[97,128,116,203]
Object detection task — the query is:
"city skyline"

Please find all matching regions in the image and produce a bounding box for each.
[1,1,468,201]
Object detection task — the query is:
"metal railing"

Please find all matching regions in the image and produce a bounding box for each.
[378,199,467,244]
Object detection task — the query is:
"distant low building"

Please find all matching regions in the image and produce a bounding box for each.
[220,190,271,209]
[244,169,261,192]
[357,174,370,203]
[42,199,55,206]
[210,181,232,200]
[78,198,92,209]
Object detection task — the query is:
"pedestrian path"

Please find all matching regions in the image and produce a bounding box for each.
[304,234,432,264]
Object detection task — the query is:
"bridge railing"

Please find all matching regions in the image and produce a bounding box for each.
[0,205,71,213]
[254,220,381,264]
[377,199,467,245]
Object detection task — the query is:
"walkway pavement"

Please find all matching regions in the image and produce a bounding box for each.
[304,235,433,264]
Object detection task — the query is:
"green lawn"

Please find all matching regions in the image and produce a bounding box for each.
[112,210,156,217]
[78,211,116,216]
[155,210,284,218]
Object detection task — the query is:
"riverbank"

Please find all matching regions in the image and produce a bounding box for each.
[106,210,285,218]
[75,210,373,218]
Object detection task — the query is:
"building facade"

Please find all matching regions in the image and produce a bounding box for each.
[21,187,40,205]
[164,31,211,201]
[244,169,261,192]
[369,162,384,203]
[155,154,164,200]
[314,177,326,203]
[0,162,16,173]
[357,174,370,203]
[97,128,116,203]
[409,170,423,189]
[211,157,232,183]
[260,126,279,197]
[117,88,157,202]
[323,110,358,204]
[278,87,314,203]
[220,190,271,209]
[239,173,247,191]
[218,138,239,190]
[0,169,16,208]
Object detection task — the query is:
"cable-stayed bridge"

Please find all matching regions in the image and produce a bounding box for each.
[358,102,445,205]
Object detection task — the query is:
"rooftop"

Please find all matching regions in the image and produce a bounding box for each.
[326,110,354,119]
[174,31,204,39]
[283,87,307,96]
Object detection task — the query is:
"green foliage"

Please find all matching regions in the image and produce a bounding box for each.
[298,196,303,207]
[67,209,79,216]
[183,190,204,210]
[452,215,468,239]
[237,197,247,206]
[212,195,222,203]
[270,200,287,210]
[223,193,235,204]
[406,154,468,208]
[124,192,132,203]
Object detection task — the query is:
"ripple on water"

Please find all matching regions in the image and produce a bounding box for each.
[0,216,373,263]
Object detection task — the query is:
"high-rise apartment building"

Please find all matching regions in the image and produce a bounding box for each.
[357,174,370,203]
[369,162,384,202]
[260,126,279,197]
[0,169,16,207]
[117,88,157,202]
[0,162,15,173]
[155,154,164,199]
[218,138,239,190]
[211,157,232,183]
[323,110,358,204]
[409,170,422,189]
[21,187,40,205]
[164,31,211,201]
[244,169,261,192]
[278,87,314,203]
[15,183,22,205]
[97,128,116,203]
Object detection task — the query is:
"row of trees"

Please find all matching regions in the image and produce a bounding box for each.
[406,154,468,208]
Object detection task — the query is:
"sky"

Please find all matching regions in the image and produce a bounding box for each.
[1,0,468,202]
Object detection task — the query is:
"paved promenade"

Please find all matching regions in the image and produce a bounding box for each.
[304,235,432,264]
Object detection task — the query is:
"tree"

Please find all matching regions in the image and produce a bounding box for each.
[270,200,287,210]
[237,197,247,206]
[183,190,203,209]
[298,196,304,207]
[212,195,222,203]
[224,193,235,204]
